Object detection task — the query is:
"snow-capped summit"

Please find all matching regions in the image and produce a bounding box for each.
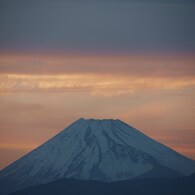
[0,118,195,195]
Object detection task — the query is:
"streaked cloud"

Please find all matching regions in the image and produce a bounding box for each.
[0,53,194,97]
[0,73,195,97]
[0,53,194,77]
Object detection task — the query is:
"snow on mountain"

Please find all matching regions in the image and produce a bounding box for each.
[0,118,195,195]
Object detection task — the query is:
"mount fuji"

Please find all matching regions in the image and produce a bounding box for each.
[0,118,195,195]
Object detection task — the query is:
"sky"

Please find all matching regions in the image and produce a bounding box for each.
[0,0,195,169]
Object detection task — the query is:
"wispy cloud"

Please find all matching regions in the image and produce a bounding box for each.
[0,53,195,97]
[0,53,195,76]
[1,73,195,97]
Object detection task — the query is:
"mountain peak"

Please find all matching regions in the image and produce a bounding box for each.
[74,118,124,130]
[77,118,121,122]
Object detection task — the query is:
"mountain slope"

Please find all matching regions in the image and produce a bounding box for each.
[10,175,195,195]
[0,118,195,195]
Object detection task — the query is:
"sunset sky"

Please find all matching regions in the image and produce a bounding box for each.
[0,0,195,170]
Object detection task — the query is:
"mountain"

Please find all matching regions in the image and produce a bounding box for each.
[0,118,195,195]
[10,175,195,195]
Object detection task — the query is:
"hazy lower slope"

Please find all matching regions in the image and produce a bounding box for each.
[10,174,195,195]
[1,118,195,195]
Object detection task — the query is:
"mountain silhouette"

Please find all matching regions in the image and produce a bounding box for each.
[0,118,195,195]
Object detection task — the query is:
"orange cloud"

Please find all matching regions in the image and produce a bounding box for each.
[0,73,195,97]
[0,53,195,77]
[1,52,194,96]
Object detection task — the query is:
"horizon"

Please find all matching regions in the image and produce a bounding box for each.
[0,0,195,170]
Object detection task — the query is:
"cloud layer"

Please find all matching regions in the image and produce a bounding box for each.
[1,53,195,76]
